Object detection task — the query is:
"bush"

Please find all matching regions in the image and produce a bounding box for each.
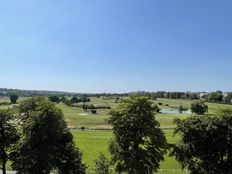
[9,93,18,104]
[91,109,97,114]
[191,101,208,115]
[48,95,60,103]
[94,153,112,174]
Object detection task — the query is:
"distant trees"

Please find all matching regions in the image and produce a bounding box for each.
[171,113,232,174]
[191,101,208,115]
[11,97,86,174]
[9,93,18,104]
[48,95,60,103]
[205,91,224,102]
[0,110,19,174]
[108,95,167,174]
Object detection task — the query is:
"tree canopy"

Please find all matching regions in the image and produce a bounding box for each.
[9,93,18,104]
[108,95,167,174]
[191,101,208,115]
[0,109,19,174]
[11,98,86,174]
[171,113,232,174]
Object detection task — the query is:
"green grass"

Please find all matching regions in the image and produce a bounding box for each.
[72,129,186,174]
[56,103,111,129]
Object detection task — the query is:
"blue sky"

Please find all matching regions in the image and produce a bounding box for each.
[0,0,232,93]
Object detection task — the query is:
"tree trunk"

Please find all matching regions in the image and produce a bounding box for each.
[2,160,6,174]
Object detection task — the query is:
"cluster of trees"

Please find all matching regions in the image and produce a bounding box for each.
[0,97,86,174]
[204,91,224,102]
[132,91,232,103]
[98,96,232,174]
[135,91,200,100]
[172,110,232,174]
[49,95,91,105]
[204,91,232,103]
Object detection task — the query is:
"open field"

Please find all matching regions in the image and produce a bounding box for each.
[73,129,185,174]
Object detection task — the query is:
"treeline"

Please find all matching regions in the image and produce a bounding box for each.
[1,88,232,104]
[0,88,77,97]
[134,91,232,103]
[130,91,200,100]
[0,88,128,98]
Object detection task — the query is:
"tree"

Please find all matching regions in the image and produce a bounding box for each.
[171,114,232,174]
[9,93,18,104]
[48,95,60,103]
[70,96,78,103]
[11,99,86,174]
[206,92,224,102]
[18,96,47,122]
[108,95,167,174]
[225,93,232,103]
[191,101,208,115]
[0,109,19,174]
[94,153,112,174]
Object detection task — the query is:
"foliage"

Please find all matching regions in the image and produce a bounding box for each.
[9,93,18,104]
[91,109,97,114]
[0,109,19,174]
[206,91,224,102]
[225,93,232,103]
[153,103,160,113]
[94,153,112,174]
[191,101,208,115]
[48,95,60,103]
[11,99,86,174]
[60,96,67,102]
[18,96,47,121]
[171,113,232,174]
[70,96,79,103]
[108,95,167,174]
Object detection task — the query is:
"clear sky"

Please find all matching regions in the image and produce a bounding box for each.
[0,0,231,93]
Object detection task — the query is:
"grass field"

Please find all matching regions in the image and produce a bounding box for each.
[73,129,185,174]
[1,96,232,173]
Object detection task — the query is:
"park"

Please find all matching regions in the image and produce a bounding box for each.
[1,91,232,174]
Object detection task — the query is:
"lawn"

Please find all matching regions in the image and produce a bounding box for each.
[72,129,186,174]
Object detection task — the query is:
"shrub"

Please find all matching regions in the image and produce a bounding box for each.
[91,109,97,114]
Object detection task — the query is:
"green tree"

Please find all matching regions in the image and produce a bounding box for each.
[191,101,208,115]
[108,95,167,174]
[9,93,18,104]
[94,153,112,174]
[0,109,19,174]
[18,96,46,122]
[206,92,224,102]
[70,96,78,103]
[48,95,60,103]
[225,93,232,103]
[171,114,232,174]
[11,99,86,174]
